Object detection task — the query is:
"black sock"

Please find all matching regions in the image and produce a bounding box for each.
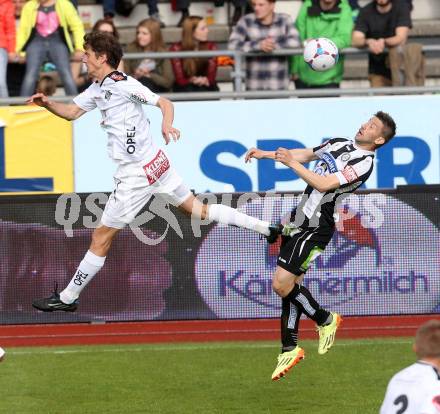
[281,297,302,353]
[286,284,330,326]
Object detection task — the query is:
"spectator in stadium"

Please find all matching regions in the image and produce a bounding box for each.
[352,0,412,87]
[0,0,15,97]
[72,18,123,92]
[103,0,164,27]
[7,0,26,96]
[228,0,300,91]
[16,0,85,97]
[170,16,219,92]
[380,320,440,413]
[125,18,173,93]
[291,0,353,90]
[91,18,121,44]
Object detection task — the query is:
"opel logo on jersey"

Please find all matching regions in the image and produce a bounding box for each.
[104,90,112,101]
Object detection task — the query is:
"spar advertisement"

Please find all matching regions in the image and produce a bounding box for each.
[73,95,440,193]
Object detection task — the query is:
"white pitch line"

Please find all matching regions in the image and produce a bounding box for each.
[4,339,413,356]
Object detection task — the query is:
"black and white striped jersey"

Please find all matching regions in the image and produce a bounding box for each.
[294,137,375,229]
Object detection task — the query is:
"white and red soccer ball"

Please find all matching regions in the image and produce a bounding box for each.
[303,38,339,72]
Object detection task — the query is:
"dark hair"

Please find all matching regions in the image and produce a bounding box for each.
[375,111,396,145]
[83,32,123,69]
[37,75,57,96]
[92,18,120,40]
[415,320,440,359]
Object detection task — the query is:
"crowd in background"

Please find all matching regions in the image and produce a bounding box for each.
[0,0,424,97]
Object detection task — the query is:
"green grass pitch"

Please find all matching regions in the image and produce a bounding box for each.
[0,338,415,414]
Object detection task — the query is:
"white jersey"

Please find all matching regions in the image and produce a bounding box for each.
[380,362,440,414]
[73,71,160,164]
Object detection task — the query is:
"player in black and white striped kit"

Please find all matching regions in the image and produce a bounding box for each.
[246,111,397,380]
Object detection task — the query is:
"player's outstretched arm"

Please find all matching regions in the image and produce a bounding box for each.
[156,97,180,145]
[245,147,317,164]
[27,93,86,121]
[289,148,318,163]
[275,147,340,192]
[244,148,275,162]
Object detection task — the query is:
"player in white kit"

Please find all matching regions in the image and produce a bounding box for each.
[380,320,440,414]
[31,31,280,312]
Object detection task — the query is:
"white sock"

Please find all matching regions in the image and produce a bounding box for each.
[207,204,270,236]
[60,250,106,304]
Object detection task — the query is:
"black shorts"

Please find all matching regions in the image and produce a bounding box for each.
[277,227,334,276]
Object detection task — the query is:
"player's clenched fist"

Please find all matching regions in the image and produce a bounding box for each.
[275,147,294,166]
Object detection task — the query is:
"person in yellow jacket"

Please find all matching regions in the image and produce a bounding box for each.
[16,0,85,96]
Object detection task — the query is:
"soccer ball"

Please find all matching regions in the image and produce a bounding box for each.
[303,38,339,72]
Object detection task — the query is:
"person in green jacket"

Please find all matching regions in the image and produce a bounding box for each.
[291,0,353,89]
[16,0,85,96]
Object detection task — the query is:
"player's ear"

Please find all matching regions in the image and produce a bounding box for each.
[374,136,385,147]
[98,52,107,64]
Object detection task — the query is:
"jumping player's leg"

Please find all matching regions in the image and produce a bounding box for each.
[271,265,341,380]
[270,267,305,380]
[32,161,142,312]
[270,228,342,378]
[177,193,279,239]
[273,266,341,357]
[273,267,331,325]
[32,225,121,311]
[275,229,335,325]
[273,268,332,355]
[275,270,304,352]
[59,225,120,304]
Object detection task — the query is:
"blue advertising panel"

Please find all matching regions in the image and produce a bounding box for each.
[73,95,440,193]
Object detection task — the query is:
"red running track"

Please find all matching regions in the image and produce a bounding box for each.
[0,315,439,347]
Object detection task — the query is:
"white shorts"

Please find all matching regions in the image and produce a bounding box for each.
[101,150,191,229]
